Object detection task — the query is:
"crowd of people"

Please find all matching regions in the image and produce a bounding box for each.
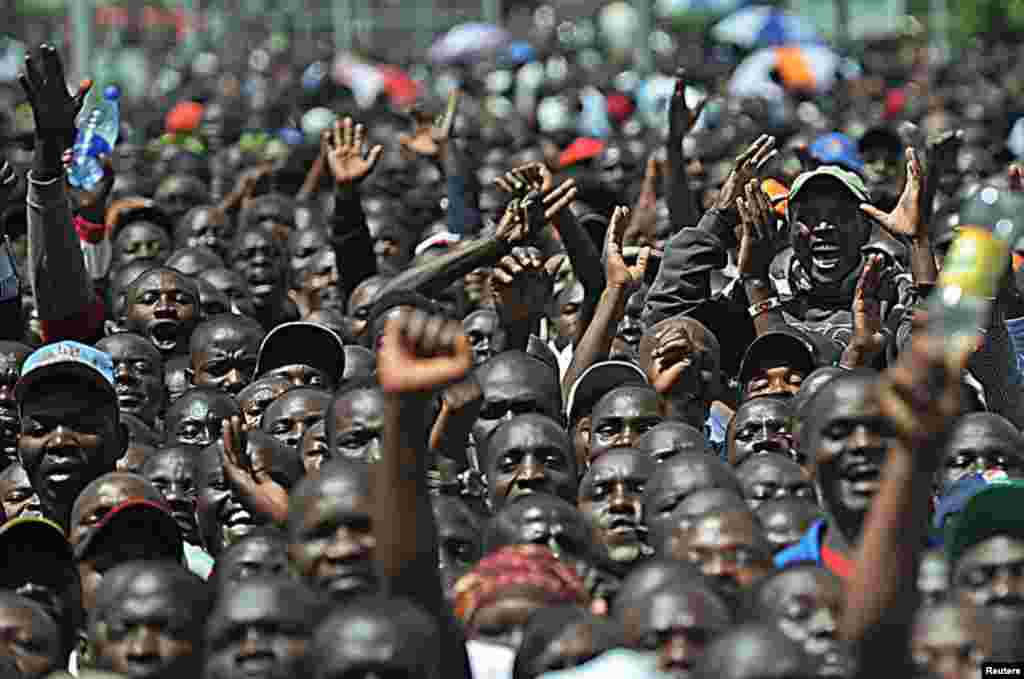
[1,20,1024,679]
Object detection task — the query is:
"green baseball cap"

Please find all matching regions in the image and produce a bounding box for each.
[786,165,871,223]
[947,479,1024,565]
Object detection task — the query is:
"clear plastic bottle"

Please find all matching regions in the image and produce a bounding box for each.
[67,85,121,190]
[929,186,1024,346]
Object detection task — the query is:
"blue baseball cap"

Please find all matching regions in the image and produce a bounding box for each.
[809,133,865,174]
[15,340,117,406]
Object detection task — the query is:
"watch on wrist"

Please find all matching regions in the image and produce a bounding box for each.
[748,297,783,318]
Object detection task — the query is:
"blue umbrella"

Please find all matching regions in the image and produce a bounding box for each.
[712,5,822,47]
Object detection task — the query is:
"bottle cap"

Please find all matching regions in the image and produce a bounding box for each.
[103,85,121,100]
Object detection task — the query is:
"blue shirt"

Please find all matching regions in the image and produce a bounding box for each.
[774,519,827,569]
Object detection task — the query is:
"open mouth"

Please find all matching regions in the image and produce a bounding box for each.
[43,459,82,486]
[246,271,276,297]
[811,241,842,270]
[843,463,881,494]
[606,517,639,535]
[325,568,376,595]
[148,320,181,351]
[225,508,255,527]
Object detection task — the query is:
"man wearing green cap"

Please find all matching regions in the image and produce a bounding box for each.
[948,480,1024,628]
[645,135,903,363]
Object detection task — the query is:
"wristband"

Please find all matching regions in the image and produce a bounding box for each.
[739,274,771,287]
[748,297,782,318]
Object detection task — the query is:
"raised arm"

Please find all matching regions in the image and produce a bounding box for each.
[562,206,650,395]
[860,147,934,286]
[20,45,104,343]
[497,169,601,342]
[324,116,382,299]
[643,135,776,327]
[736,179,788,336]
[666,69,706,233]
[377,190,547,313]
[399,90,481,236]
[842,332,968,675]
[377,309,473,679]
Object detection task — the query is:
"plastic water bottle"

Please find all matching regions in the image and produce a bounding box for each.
[67,85,121,190]
[929,186,1024,345]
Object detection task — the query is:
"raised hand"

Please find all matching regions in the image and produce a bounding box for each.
[399,89,459,161]
[378,309,473,394]
[19,45,92,153]
[623,155,659,248]
[325,116,383,187]
[220,414,288,523]
[735,179,786,278]
[668,68,707,139]
[490,245,553,324]
[430,375,484,454]
[63,151,114,213]
[841,254,889,368]
[495,189,544,245]
[542,179,578,223]
[605,206,651,290]
[714,134,777,212]
[495,161,555,197]
[650,325,696,395]
[219,417,250,485]
[860,148,924,241]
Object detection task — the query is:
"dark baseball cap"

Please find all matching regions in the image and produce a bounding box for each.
[0,515,71,564]
[738,327,829,390]
[255,321,346,384]
[73,499,184,567]
[566,361,648,424]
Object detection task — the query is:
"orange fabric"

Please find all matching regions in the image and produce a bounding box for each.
[165,101,204,134]
[560,138,606,169]
[776,46,815,92]
[762,178,789,217]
